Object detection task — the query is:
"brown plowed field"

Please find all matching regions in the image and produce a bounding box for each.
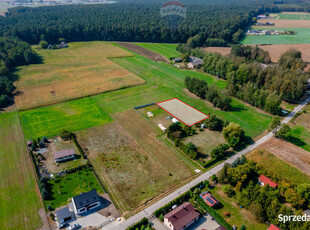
[256,137,310,176]
[117,42,169,62]
[255,19,310,28]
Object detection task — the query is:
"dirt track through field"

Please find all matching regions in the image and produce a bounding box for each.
[117,42,169,63]
[257,137,310,176]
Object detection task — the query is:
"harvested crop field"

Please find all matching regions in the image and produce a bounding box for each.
[77,110,192,214]
[255,19,310,28]
[200,47,231,56]
[252,137,310,177]
[0,112,43,229]
[14,42,144,110]
[117,42,169,62]
[156,98,209,126]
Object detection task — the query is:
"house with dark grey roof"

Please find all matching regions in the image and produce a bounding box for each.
[56,206,72,224]
[173,58,182,63]
[72,190,101,215]
[164,202,200,230]
[187,56,203,68]
[53,149,75,163]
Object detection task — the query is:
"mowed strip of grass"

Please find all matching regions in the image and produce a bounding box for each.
[247,149,310,184]
[19,97,112,140]
[241,28,310,45]
[277,13,310,20]
[110,54,271,137]
[0,112,42,230]
[135,43,179,59]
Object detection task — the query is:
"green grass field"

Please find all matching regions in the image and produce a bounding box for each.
[276,13,310,20]
[108,53,272,137]
[45,168,103,209]
[0,112,43,230]
[19,97,112,140]
[241,28,310,44]
[135,43,179,59]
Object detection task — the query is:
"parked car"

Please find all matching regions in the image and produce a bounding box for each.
[58,223,69,229]
[69,224,80,230]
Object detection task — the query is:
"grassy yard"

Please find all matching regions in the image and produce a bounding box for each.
[76,111,192,214]
[247,149,310,184]
[110,54,272,137]
[241,28,310,44]
[135,43,179,59]
[45,168,103,209]
[208,185,268,230]
[0,112,43,230]
[287,105,310,152]
[14,41,144,110]
[19,97,112,140]
[276,13,310,20]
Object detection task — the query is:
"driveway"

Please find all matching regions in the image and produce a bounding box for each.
[188,214,220,230]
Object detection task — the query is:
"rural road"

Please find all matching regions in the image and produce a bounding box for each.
[105,96,310,230]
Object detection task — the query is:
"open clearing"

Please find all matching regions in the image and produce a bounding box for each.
[0,112,43,230]
[77,110,192,214]
[276,12,310,20]
[135,43,179,59]
[255,18,310,28]
[14,42,144,110]
[156,98,209,126]
[248,140,310,183]
[19,97,112,140]
[241,28,310,45]
[116,42,169,62]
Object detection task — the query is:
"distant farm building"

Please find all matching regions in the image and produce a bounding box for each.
[258,175,278,188]
[257,14,267,19]
[173,58,182,63]
[256,22,275,26]
[164,202,200,230]
[158,124,167,132]
[268,224,281,230]
[200,191,220,207]
[72,190,101,215]
[187,56,203,68]
[53,149,76,163]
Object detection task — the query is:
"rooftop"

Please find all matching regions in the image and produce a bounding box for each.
[164,202,200,230]
[268,224,280,230]
[72,190,100,209]
[56,207,71,220]
[259,175,278,188]
[54,149,75,159]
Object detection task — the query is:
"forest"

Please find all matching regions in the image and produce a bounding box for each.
[0,37,36,107]
[0,0,269,45]
[178,44,309,115]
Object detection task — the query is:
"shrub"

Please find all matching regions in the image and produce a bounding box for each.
[41,188,50,200]
[223,184,235,197]
[39,40,48,49]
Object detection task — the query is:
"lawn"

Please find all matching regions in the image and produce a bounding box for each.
[288,105,310,152]
[208,185,268,230]
[241,28,310,44]
[247,149,310,184]
[76,110,192,214]
[110,54,272,137]
[45,168,103,209]
[19,97,112,140]
[14,41,144,110]
[276,13,310,20]
[135,43,179,59]
[0,112,43,230]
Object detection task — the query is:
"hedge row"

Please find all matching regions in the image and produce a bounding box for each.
[154,181,206,218]
[196,196,233,230]
[72,136,86,159]
[127,217,149,230]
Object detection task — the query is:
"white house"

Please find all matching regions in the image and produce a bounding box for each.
[72,190,101,215]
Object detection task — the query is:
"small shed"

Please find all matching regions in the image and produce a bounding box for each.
[56,207,72,224]
[158,124,167,132]
[173,58,182,63]
[172,118,179,123]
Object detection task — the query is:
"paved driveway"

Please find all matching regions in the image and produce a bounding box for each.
[188,214,220,230]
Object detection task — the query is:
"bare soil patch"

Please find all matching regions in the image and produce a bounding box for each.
[255,137,310,176]
[117,42,169,63]
[255,19,310,28]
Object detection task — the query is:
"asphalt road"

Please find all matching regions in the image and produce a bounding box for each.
[106,96,310,230]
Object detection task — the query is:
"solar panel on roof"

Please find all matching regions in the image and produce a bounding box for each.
[206,197,215,204]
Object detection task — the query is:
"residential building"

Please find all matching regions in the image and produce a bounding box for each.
[72,190,101,215]
[53,149,76,163]
[187,56,203,68]
[164,202,200,230]
[200,191,220,207]
[258,175,278,188]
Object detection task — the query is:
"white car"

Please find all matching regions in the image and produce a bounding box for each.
[69,224,80,230]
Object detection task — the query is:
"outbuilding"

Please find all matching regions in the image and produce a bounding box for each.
[56,207,72,224]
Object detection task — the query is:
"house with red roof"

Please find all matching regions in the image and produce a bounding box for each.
[258,175,278,188]
[164,202,200,230]
[200,191,220,207]
[268,224,280,230]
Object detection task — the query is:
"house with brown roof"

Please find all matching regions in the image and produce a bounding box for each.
[164,202,200,230]
[258,175,278,188]
[53,149,75,163]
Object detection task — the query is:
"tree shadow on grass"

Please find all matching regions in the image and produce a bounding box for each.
[229,104,247,112]
[285,136,306,148]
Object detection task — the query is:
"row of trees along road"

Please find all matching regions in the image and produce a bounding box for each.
[179,44,309,115]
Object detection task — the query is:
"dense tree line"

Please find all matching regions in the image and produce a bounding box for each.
[178,45,309,114]
[0,0,270,45]
[0,37,36,107]
[218,158,310,230]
